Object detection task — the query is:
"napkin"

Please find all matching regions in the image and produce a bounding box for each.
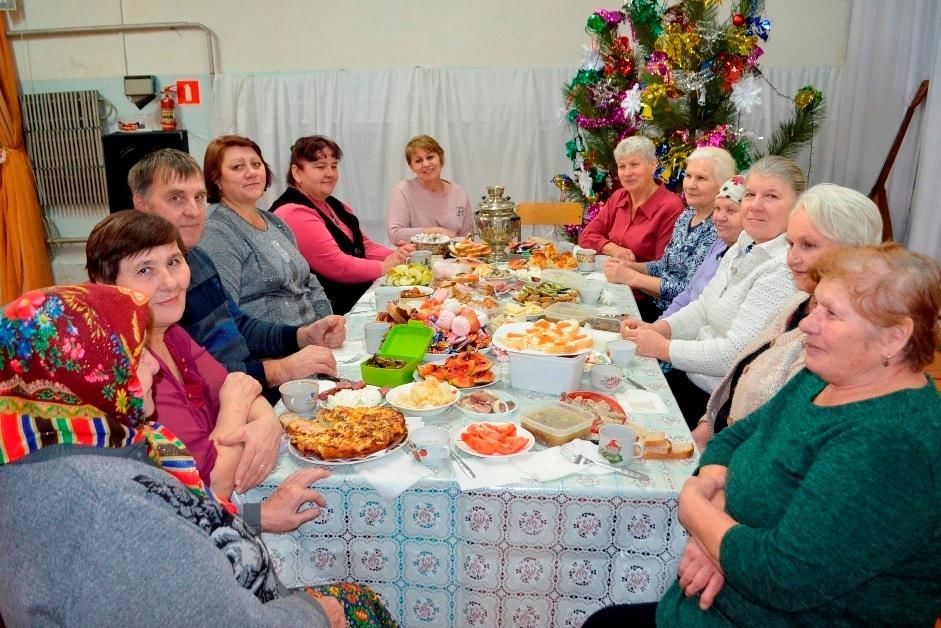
[452,455,524,491]
[333,340,365,364]
[511,440,612,482]
[616,389,669,414]
[357,417,431,499]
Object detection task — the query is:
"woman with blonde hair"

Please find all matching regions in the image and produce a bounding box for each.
[386,134,473,243]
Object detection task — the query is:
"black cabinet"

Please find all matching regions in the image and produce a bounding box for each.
[102,130,189,212]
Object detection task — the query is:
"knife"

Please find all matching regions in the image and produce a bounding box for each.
[585,456,650,481]
[316,373,344,383]
[623,375,648,391]
[450,450,476,478]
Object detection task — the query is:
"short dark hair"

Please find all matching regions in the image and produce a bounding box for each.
[127,148,202,200]
[203,135,274,203]
[86,210,186,284]
[287,135,343,186]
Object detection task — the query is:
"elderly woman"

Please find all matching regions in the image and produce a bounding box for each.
[604,147,735,321]
[578,135,684,263]
[692,184,883,449]
[0,283,396,626]
[271,135,415,314]
[386,134,473,243]
[661,175,746,318]
[586,243,941,626]
[87,210,283,496]
[621,156,805,424]
[199,135,346,334]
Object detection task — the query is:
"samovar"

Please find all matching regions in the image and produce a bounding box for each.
[474,185,520,262]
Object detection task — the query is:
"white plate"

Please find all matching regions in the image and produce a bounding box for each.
[287,435,408,466]
[491,321,594,356]
[454,422,535,459]
[318,385,386,409]
[386,381,461,419]
[412,368,501,390]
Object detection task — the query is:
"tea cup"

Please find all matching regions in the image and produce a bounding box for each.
[375,286,403,312]
[606,339,637,367]
[579,279,603,305]
[576,247,597,272]
[278,378,321,414]
[364,321,392,354]
[409,426,451,467]
[590,363,624,392]
[410,250,432,266]
[598,424,645,466]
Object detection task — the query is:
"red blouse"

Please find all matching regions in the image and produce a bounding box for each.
[578,185,683,262]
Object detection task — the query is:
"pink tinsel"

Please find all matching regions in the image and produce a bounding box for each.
[746,46,764,70]
[646,51,671,78]
[595,9,625,25]
[695,125,729,147]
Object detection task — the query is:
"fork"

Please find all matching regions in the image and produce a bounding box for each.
[558,443,650,482]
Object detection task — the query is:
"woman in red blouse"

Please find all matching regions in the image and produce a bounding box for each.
[271,135,414,314]
[578,135,683,263]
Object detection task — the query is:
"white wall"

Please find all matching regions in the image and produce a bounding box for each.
[6,0,852,262]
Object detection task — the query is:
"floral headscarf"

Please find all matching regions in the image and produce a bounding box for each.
[0,284,233,512]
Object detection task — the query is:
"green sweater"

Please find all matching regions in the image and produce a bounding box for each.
[657,369,941,627]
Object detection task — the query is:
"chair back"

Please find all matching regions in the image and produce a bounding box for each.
[516,202,583,226]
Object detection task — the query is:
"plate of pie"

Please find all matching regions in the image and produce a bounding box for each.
[283,406,408,465]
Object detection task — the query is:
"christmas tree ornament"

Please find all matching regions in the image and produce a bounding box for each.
[581,43,605,71]
[620,84,643,119]
[745,16,772,41]
[731,74,763,114]
[586,14,606,34]
[732,14,745,27]
[726,31,759,56]
[795,85,823,111]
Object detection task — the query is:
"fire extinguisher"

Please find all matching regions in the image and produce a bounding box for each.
[160,87,177,131]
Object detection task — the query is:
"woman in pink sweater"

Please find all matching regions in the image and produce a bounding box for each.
[386,134,474,243]
[271,135,414,314]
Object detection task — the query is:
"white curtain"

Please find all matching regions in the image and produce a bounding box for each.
[830,0,940,256]
[211,64,841,246]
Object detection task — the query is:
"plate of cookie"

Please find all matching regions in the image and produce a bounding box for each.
[281,406,408,465]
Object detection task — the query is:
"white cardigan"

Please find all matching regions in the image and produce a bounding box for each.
[663,231,798,392]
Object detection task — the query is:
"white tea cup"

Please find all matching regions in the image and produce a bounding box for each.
[590,364,624,392]
[598,424,644,466]
[409,426,451,467]
[576,247,597,272]
[278,379,320,414]
[364,321,392,354]
[606,340,637,367]
[579,279,603,304]
[374,286,403,312]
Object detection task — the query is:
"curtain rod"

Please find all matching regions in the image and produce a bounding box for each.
[9,22,216,76]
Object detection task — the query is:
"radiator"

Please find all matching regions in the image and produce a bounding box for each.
[21,90,108,212]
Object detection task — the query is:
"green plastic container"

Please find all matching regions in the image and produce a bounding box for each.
[360,320,433,387]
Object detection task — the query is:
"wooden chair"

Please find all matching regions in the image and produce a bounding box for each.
[515,202,583,226]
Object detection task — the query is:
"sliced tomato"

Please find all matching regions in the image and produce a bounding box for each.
[461,432,498,455]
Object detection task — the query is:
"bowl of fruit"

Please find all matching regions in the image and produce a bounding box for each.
[385,263,433,287]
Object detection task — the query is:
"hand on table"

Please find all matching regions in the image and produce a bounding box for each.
[602,243,636,262]
[603,259,640,286]
[285,345,338,380]
[621,326,671,361]
[260,467,330,533]
[678,538,725,609]
[299,315,346,349]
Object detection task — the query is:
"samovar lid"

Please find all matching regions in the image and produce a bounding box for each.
[478,185,515,214]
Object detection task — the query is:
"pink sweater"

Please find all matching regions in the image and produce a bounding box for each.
[386,179,474,243]
[151,325,227,487]
[275,199,394,284]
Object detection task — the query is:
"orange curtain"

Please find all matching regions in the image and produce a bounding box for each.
[0,18,53,304]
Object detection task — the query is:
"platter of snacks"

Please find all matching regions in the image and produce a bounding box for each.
[507,241,577,269]
[384,263,433,286]
[502,301,544,320]
[492,320,594,356]
[385,378,461,418]
[410,232,451,255]
[457,390,518,421]
[512,281,579,306]
[282,406,408,465]
[448,238,492,259]
[456,421,534,458]
[414,352,499,389]
[559,390,628,440]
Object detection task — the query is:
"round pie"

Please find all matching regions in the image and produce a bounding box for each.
[284,406,407,460]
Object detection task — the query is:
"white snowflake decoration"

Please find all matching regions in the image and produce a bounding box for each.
[575,169,593,197]
[730,74,762,114]
[557,106,571,127]
[580,42,604,72]
[620,83,643,118]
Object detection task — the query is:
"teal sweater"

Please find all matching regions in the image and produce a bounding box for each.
[658,369,941,627]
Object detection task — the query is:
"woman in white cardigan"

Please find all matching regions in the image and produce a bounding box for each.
[621,156,806,425]
[690,184,884,449]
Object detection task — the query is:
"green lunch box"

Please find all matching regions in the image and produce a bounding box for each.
[360,320,433,387]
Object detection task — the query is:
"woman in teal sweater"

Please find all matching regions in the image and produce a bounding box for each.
[588,243,941,626]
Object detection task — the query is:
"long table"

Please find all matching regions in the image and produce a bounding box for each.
[246,278,697,627]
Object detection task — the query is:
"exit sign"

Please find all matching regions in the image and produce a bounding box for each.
[176,80,201,105]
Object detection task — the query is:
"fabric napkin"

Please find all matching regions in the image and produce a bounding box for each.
[452,454,525,491]
[332,340,365,364]
[616,389,669,414]
[356,417,432,499]
[510,439,612,482]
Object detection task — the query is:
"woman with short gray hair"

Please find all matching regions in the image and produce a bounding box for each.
[692,183,884,449]
[579,135,684,264]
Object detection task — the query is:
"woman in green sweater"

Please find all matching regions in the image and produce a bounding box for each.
[587,243,941,627]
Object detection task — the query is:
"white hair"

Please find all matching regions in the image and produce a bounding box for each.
[613,135,656,162]
[686,147,736,183]
[795,183,883,245]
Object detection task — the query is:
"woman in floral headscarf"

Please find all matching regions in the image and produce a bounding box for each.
[0,284,397,627]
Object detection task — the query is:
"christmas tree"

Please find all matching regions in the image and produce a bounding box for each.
[556,0,824,240]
